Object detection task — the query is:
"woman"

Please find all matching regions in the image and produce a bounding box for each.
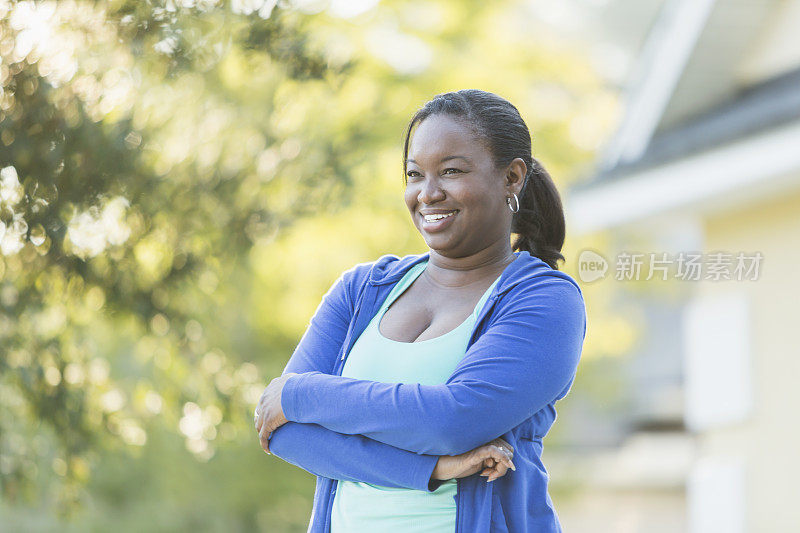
[254,89,587,532]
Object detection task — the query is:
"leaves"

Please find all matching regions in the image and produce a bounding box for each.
[0,0,608,526]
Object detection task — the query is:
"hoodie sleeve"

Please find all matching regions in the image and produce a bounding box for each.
[269,423,442,491]
[281,276,587,456]
[267,264,443,491]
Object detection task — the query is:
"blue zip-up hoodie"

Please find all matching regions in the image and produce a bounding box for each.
[268,250,587,532]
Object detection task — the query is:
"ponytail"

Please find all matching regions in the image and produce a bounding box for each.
[511,157,565,270]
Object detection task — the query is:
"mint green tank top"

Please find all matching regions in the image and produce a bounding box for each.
[330,259,502,533]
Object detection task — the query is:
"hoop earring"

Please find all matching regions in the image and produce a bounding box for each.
[507,192,520,213]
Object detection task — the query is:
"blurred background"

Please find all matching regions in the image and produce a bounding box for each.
[1,0,797,531]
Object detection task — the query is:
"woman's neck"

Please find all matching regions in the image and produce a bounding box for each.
[424,246,516,289]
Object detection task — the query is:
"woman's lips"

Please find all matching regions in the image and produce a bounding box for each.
[420,210,458,233]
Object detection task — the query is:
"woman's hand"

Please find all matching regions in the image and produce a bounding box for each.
[254,373,299,454]
[431,437,515,483]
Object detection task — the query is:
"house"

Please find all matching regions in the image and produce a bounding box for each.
[556,0,800,531]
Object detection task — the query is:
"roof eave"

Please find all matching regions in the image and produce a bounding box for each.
[566,120,800,236]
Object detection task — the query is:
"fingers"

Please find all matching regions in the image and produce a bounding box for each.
[259,423,267,450]
[499,438,514,453]
[477,445,516,482]
[259,423,272,454]
[490,444,515,472]
[490,437,514,456]
[254,391,266,433]
[255,380,285,455]
[255,412,268,451]
[488,458,509,482]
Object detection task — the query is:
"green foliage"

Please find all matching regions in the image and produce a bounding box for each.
[0,0,358,517]
[0,0,608,528]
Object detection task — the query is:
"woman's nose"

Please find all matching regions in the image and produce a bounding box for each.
[418,177,445,203]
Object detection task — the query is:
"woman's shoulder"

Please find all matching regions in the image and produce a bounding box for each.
[510,264,584,307]
[495,257,586,335]
[501,251,584,299]
[332,252,428,305]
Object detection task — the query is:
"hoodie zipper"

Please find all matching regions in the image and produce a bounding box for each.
[326,290,369,532]
[455,478,462,533]
[325,260,509,532]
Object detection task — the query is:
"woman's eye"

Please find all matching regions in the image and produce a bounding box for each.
[406,169,461,179]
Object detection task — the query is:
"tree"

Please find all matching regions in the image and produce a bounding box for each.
[1,0,610,526]
[0,0,357,514]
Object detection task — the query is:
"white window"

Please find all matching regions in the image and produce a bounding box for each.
[681,290,753,431]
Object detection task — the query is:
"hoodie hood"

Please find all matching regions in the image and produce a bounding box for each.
[366,250,577,298]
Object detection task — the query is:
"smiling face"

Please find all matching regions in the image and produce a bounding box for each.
[404,114,515,257]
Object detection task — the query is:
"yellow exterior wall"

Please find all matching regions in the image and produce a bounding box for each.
[701,184,800,532]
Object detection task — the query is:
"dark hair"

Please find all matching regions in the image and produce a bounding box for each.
[402,89,566,270]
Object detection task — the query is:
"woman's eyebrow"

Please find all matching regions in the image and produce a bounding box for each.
[407,155,471,164]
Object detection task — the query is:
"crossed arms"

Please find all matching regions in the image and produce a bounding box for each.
[268,266,586,490]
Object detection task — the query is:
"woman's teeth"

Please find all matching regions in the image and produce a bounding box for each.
[423,211,457,223]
